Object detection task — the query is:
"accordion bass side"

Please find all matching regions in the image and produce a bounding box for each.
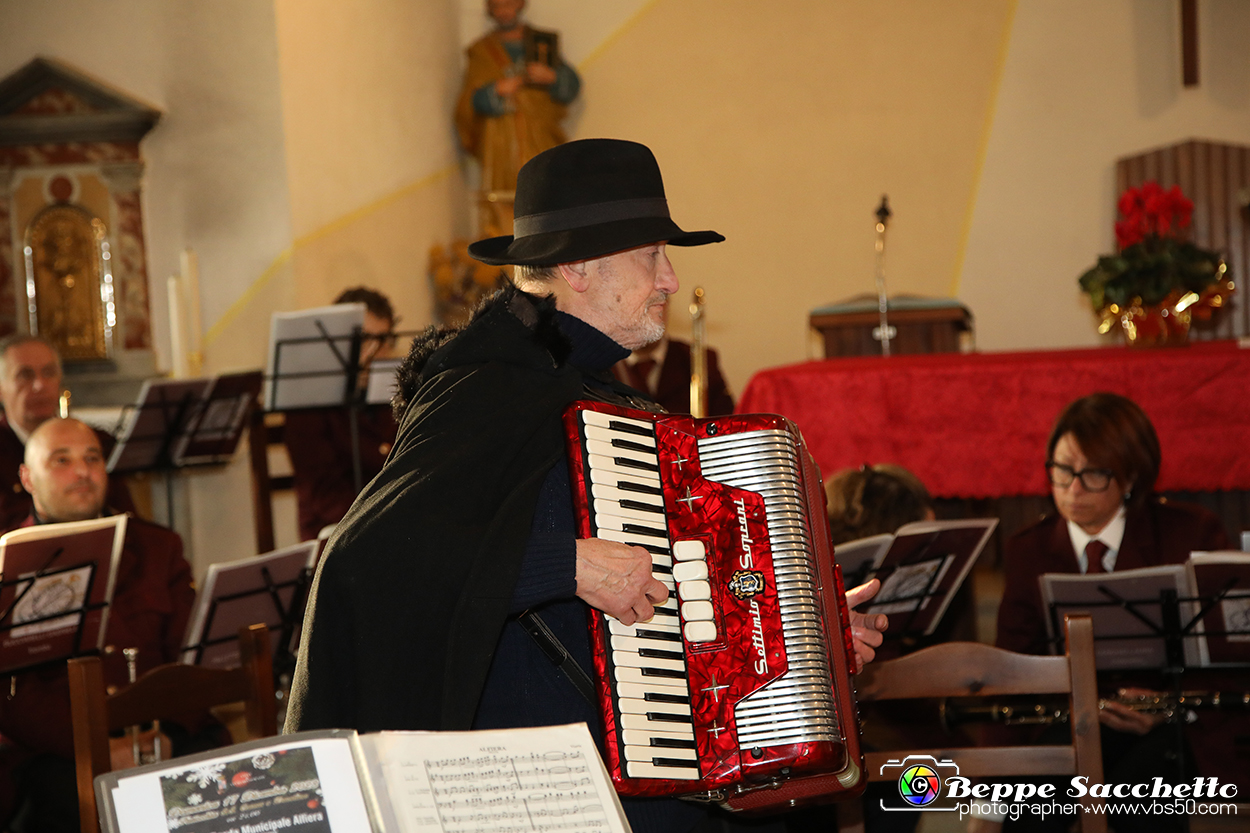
[563,401,864,810]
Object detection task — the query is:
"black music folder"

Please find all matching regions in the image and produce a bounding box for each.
[835,518,997,637]
[95,724,630,833]
[0,516,128,674]
[180,541,319,669]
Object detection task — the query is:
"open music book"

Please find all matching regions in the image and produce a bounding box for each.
[95,723,632,833]
[834,518,997,637]
[1039,553,1250,669]
[0,516,128,675]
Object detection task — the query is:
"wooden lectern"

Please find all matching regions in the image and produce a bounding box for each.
[810,295,973,358]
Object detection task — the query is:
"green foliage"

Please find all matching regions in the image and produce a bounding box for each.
[1079,238,1223,310]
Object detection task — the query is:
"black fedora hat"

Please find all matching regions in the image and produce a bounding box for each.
[468,138,724,266]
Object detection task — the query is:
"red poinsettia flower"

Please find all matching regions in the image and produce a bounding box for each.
[1114,181,1194,250]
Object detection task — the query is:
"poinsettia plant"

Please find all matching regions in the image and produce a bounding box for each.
[1078,181,1231,343]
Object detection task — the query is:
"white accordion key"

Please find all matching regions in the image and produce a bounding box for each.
[680,600,714,621]
[684,621,717,643]
[623,744,697,762]
[677,580,711,601]
[672,540,706,561]
[672,561,708,582]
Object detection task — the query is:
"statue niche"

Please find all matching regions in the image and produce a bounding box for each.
[24,202,115,361]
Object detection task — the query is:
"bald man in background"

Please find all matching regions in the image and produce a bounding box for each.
[0,335,136,530]
[0,418,193,833]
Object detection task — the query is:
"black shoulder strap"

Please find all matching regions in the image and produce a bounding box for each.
[518,609,597,706]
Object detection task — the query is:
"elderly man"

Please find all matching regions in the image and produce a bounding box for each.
[0,418,193,833]
[288,140,885,833]
[0,335,135,531]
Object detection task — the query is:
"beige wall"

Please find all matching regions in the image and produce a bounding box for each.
[273,0,465,329]
[573,0,1015,396]
[960,0,1250,352]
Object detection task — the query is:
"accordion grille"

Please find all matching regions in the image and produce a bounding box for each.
[697,429,841,747]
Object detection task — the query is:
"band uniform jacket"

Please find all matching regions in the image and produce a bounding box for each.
[996,498,1230,657]
[614,339,734,417]
[284,405,397,541]
[0,515,193,760]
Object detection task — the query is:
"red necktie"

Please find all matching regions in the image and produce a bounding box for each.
[628,358,656,395]
[1085,539,1109,574]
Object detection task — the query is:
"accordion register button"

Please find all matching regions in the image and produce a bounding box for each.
[672,561,708,582]
[680,600,714,621]
[672,540,706,561]
[677,579,711,601]
[684,621,717,643]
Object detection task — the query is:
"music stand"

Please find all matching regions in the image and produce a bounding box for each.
[108,372,263,529]
[265,304,371,492]
[0,516,128,675]
[1042,562,1250,808]
[852,518,997,638]
[180,540,319,676]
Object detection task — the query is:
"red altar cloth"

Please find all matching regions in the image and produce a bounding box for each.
[737,340,1250,499]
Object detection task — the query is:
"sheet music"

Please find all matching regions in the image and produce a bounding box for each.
[265,304,365,410]
[366,358,402,406]
[360,724,630,833]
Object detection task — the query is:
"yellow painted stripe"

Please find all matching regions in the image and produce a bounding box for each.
[579,0,663,71]
[950,0,1018,297]
[202,247,293,348]
[204,0,662,349]
[203,163,455,348]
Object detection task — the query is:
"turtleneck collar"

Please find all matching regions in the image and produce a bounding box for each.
[554,311,630,373]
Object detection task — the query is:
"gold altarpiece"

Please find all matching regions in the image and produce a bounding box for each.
[0,58,160,401]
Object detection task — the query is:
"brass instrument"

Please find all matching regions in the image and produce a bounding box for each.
[873,196,893,357]
[689,286,707,418]
[940,691,1250,730]
[123,647,163,763]
[123,648,141,764]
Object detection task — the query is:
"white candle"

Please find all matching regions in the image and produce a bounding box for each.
[168,274,188,378]
[180,248,203,376]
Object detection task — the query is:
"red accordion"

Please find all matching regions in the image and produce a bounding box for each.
[564,402,864,811]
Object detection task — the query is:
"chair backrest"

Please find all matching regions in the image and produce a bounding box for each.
[68,623,278,833]
[844,614,1105,833]
[247,408,294,553]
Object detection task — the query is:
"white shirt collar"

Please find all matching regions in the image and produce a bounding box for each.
[1067,505,1127,573]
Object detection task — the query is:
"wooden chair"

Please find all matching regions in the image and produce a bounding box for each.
[247,408,293,553]
[68,623,278,833]
[840,613,1105,833]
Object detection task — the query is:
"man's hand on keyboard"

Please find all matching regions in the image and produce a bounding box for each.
[845,579,888,673]
[575,538,670,625]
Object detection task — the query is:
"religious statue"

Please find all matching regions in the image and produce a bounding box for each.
[455,0,580,235]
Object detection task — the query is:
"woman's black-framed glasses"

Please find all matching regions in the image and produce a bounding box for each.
[1045,462,1114,492]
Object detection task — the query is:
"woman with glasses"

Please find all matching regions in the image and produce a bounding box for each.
[988,392,1230,833]
[997,392,1230,656]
